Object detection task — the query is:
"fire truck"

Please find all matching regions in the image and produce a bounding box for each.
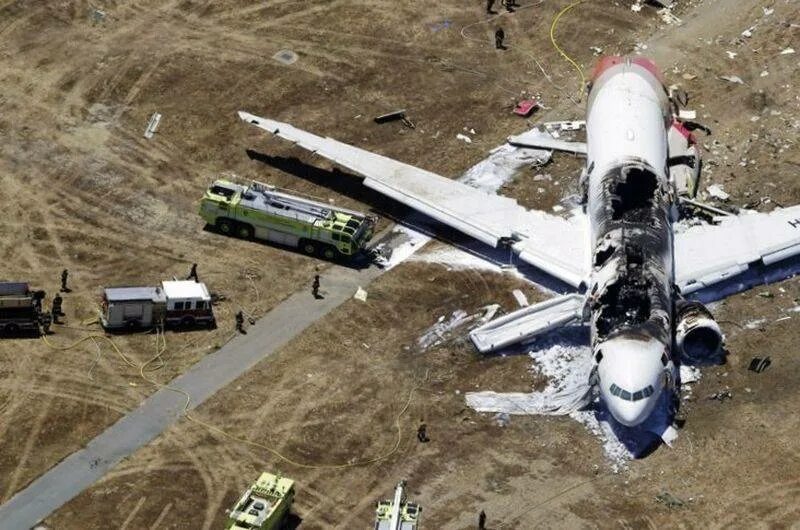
[0,282,47,336]
[199,179,376,260]
[226,472,295,530]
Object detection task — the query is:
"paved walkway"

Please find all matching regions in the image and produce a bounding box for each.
[0,262,384,530]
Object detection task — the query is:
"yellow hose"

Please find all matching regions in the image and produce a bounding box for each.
[550,0,586,101]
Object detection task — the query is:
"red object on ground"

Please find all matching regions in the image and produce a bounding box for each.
[513,99,539,117]
[671,119,697,145]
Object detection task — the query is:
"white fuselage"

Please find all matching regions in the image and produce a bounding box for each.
[584,58,677,427]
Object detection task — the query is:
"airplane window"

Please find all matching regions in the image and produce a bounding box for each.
[610,383,621,397]
[642,385,654,397]
[620,389,632,400]
[633,390,643,401]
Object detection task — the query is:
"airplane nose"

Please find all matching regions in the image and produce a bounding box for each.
[608,400,650,427]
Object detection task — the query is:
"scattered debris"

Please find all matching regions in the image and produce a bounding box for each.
[144,112,162,139]
[725,51,738,60]
[748,356,771,373]
[353,286,368,302]
[708,388,733,401]
[779,47,795,55]
[418,310,471,349]
[456,133,473,144]
[741,26,755,38]
[589,46,603,56]
[706,184,730,201]
[657,8,682,25]
[719,75,744,84]
[678,109,697,120]
[655,491,686,509]
[272,49,299,65]
[512,289,529,308]
[757,291,774,299]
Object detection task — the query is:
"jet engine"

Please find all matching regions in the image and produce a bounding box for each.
[675,301,723,363]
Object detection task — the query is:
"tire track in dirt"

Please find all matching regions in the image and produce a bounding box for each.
[2,393,55,500]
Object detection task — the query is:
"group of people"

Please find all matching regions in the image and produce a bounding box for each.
[486,0,521,50]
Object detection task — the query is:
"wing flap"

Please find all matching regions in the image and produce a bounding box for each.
[675,206,800,293]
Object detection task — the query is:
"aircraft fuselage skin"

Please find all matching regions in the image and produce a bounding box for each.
[585,57,677,427]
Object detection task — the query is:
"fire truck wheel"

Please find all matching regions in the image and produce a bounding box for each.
[5,323,19,334]
[321,245,339,260]
[181,316,196,327]
[216,218,235,235]
[300,240,317,256]
[237,224,254,240]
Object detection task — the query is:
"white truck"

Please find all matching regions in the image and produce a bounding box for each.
[100,280,214,330]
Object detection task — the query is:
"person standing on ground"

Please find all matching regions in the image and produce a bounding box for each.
[479,509,487,530]
[495,28,506,49]
[52,293,63,324]
[417,422,429,443]
[486,0,496,14]
[187,263,199,282]
[60,269,69,292]
[312,274,321,298]
[235,311,245,334]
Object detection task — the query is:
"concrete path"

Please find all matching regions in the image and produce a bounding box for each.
[0,262,384,530]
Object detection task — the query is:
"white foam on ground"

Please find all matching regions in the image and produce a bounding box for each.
[408,246,505,272]
[466,338,635,469]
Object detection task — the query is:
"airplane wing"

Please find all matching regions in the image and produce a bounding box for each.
[239,111,589,287]
[674,206,800,293]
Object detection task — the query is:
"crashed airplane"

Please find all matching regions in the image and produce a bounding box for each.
[237,56,800,437]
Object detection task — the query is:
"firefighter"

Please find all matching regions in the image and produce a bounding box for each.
[486,0,496,14]
[417,422,429,443]
[235,311,245,334]
[479,510,487,530]
[312,274,321,298]
[52,293,63,324]
[60,269,69,292]
[40,312,52,334]
[502,0,516,12]
[495,28,506,49]
[187,263,199,282]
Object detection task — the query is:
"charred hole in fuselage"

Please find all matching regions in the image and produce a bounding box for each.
[594,245,616,267]
[610,167,658,222]
[595,244,653,338]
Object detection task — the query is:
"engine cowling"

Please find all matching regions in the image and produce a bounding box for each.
[675,301,724,363]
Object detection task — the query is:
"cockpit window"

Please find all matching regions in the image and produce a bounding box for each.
[609,383,655,401]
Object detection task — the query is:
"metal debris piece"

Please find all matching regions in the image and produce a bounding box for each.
[512,289,529,308]
[779,47,795,55]
[353,286,368,302]
[273,49,299,65]
[513,99,539,117]
[678,109,697,120]
[707,184,730,201]
[144,112,162,139]
[90,8,106,22]
[719,75,744,84]
[374,109,407,124]
[655,492,685,509]
[748,356,771,373]
[456,133,472,144]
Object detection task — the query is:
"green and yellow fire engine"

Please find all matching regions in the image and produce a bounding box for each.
[199,179,376,260]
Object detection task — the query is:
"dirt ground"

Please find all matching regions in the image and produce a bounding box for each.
[1,0,799,528]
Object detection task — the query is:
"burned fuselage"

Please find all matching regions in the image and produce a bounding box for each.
[584,57,678,427]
